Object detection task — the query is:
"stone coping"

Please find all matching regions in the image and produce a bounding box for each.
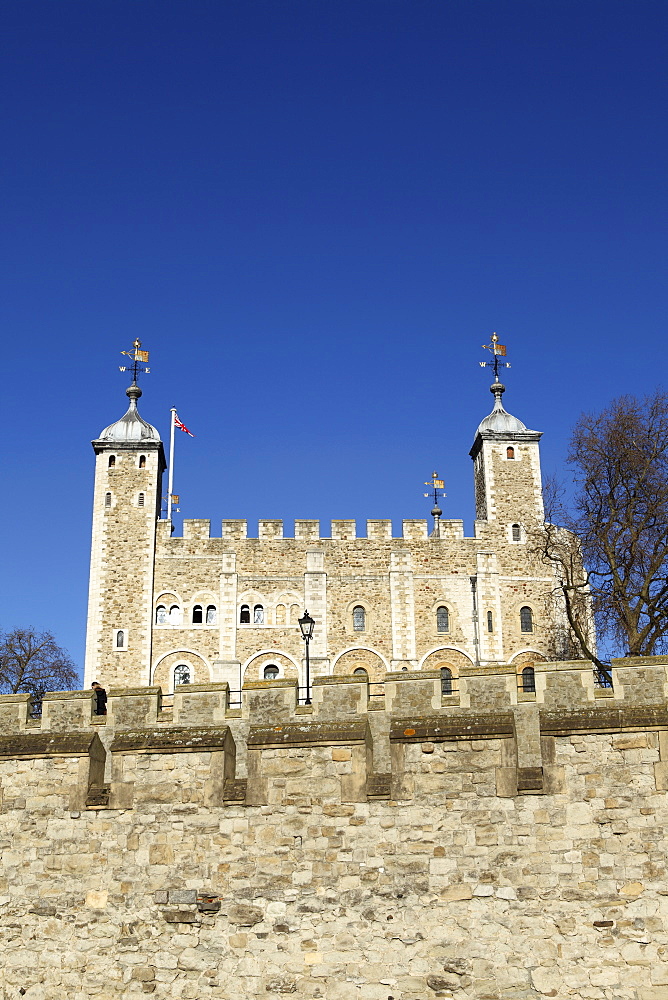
[110,726,233,754]
[0,732,102,759]
[42,689,94,701]
[109,686,162,697]
[0,693,32,704]
[539,704,668,736]
[173,683,229,694]
[244,679,298,690]
[312,675,371,686]
[390,713,514,743]
[247,720,368,749]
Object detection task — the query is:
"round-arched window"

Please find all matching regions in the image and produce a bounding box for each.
[436,606,449,633]
[253,604,265,624]
[206,605,217,624]
[440,667,453,695]
[352,606,366,631]
[155,605,167,625]
[174,664,191,686]
[520,606,533,633]
[239,604,250,624]
[192,605,203,624]
[521,666,535,692]
[263,665,279,680]
[353,667,368,678]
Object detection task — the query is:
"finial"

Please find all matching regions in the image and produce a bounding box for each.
[424,472,446,536]
[479,332,511,387]
[119,338,151,386]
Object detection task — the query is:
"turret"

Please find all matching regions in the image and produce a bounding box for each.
[84,380,166,687]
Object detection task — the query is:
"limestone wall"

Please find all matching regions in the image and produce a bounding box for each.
[1,658,668,999]
[148,522,559,695]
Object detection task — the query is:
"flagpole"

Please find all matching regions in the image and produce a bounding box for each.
[167,407,176,522]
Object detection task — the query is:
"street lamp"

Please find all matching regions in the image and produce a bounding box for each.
[298,609,315,705]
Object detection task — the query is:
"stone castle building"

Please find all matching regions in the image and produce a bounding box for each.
[2,358,668,1000]
[83,371,567,696]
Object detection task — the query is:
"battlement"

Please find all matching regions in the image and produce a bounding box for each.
[3,656,668,809]
[158,517,468,542]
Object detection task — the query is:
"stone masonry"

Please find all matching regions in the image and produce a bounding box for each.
[1,656,668,999]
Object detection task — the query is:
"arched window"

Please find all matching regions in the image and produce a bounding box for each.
[353,667,368,678]
[436,606,449,633]
[521,666,536,692]
[206,605,217,625]
[169,605,182,626]
[115,630,125,648]
[253,604,264,624]
[487,610,493,632]
[104,492,112,508]
[192,605,203,624]
[520,606,533,633]
[276,604,286,625]
[352,606,366,631]
[138,492,145,507]
[108,455,115,468]
[155,605,167,625]
[440,667,453,696]
[263,665,279,680]
[512,523,521,542]
[239,604,250,624]
[174,663,191,686]
[506,446,515,460]
[139,455,146,468]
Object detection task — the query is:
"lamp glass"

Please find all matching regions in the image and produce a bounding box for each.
[298,611,315,640]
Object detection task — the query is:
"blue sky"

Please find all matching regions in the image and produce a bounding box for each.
[1,0,666,676]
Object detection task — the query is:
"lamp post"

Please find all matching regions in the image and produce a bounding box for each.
[298,610,315,705]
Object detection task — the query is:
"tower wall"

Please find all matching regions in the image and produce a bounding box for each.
[84,439,165,688]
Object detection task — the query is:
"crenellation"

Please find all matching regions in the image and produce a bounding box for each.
[222,518,247,539]
[258,518,283,539]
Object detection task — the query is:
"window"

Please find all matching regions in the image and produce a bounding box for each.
[192,605,203,624]
[115,630,125,649]
[155,605,167,625]
[520,606,533,633]
[169,605,182,626]
[353,667,368,678]
[436,606,449,633]
[139,455,146,468]
[512,523,521,542]
[276,604,286,625]
[138,492,145,507]
[487,610,493,632]
[174,663,191,686]
[263,665,279,680]
[521,666,535,692]
[352,606,366,631]
[240,604,250,624]
[440,667,453,696]
[253,604,265,624]
[104,492,112,508]
[506,447,515,460]
[206,605,217,625]
[108,455,115,468]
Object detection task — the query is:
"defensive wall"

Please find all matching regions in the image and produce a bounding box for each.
[2,656,668,1000]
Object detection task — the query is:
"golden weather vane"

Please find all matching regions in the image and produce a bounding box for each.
[424,472,446,537]
[119,338,151,383]
[479,332,511,382]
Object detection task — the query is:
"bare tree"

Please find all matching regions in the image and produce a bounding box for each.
[0,628,78,700]
[539,391,668,665]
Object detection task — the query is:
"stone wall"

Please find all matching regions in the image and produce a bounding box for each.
[1,657,668,999]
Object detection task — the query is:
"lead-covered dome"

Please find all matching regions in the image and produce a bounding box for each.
[97,384,161,443]
[475,381,529,436]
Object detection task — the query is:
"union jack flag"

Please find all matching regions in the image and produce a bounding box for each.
[174,413,194,437]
